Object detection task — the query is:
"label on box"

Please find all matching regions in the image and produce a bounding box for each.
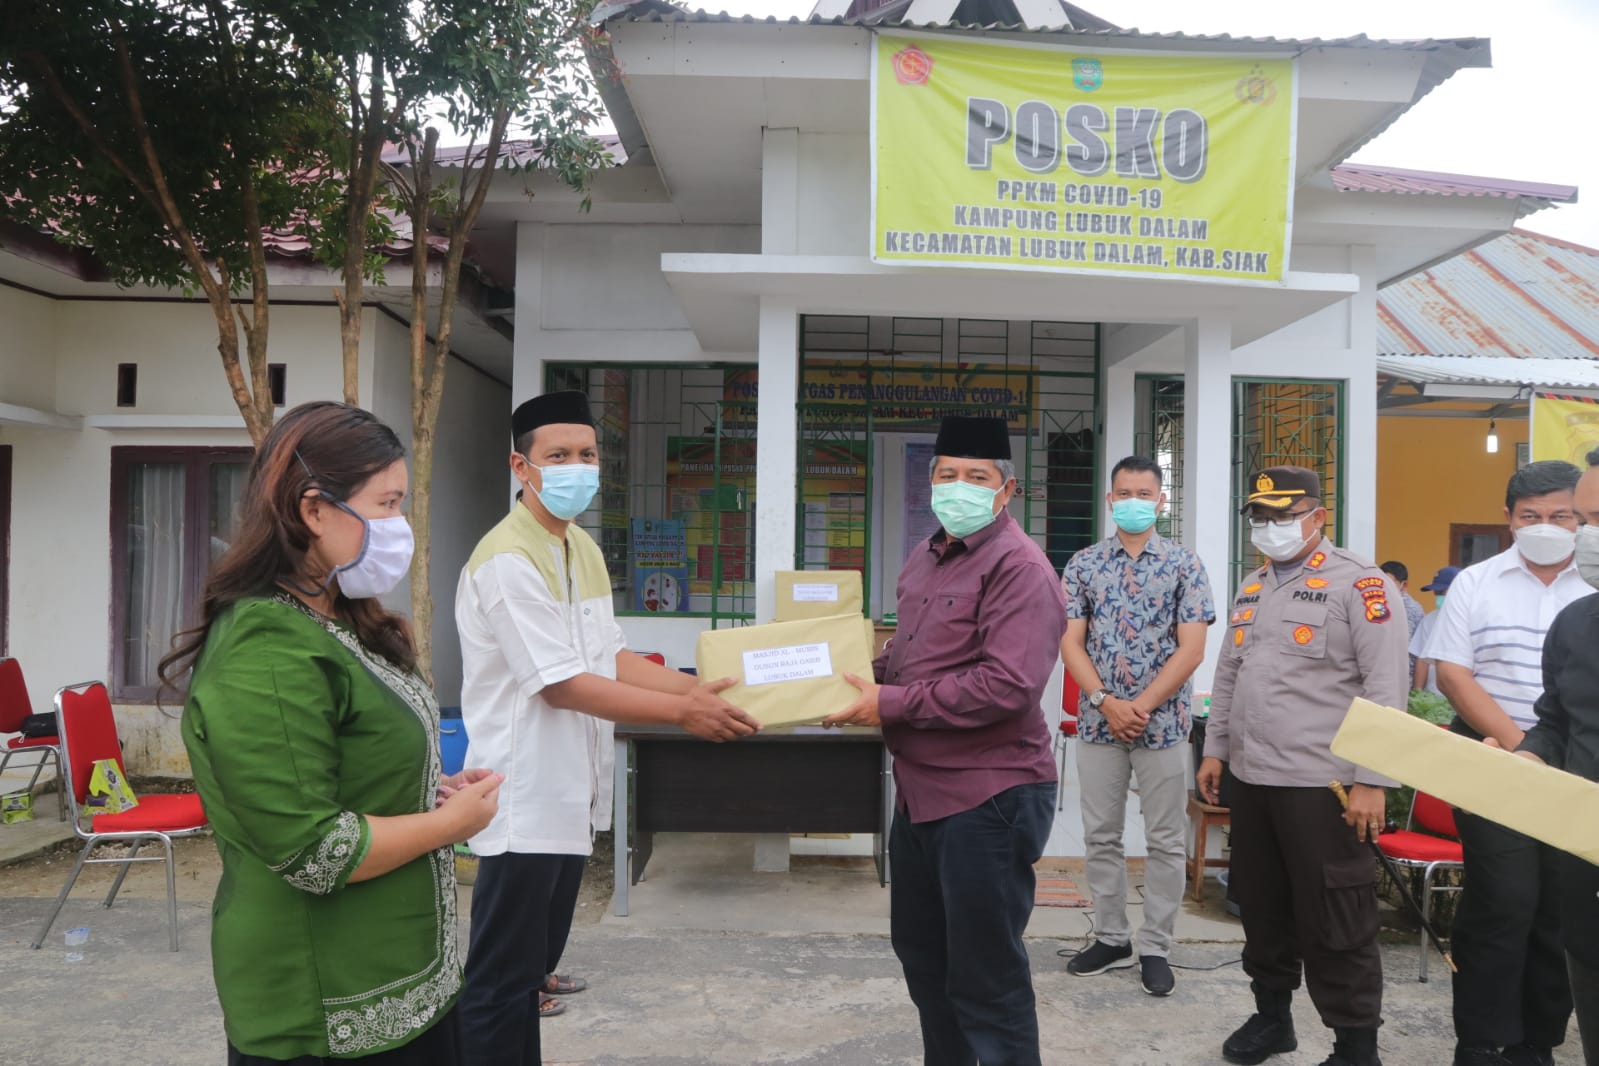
[791,583,840,603]
[742,643,834,686]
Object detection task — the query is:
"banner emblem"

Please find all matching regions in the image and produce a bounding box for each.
[1072,58,1103,92]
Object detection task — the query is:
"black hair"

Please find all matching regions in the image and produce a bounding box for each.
[1505,460,1581,511]
[1379,561,1408,582]
[1110,455,1163,486]
[1586,446,1599,468]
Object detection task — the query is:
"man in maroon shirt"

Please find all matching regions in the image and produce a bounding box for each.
[824,415,1067,1066]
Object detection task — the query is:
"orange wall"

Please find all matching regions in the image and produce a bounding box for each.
[1375,414,1528,591]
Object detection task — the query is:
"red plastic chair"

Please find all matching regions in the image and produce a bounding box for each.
[1054,674,1082,809]
[1377,790,1464,982]
[30,681,208,952]
[0,657,66,820]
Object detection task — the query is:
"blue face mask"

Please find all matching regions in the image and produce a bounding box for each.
[1111,498,1158,534]
[1434,594,1446,609]
[931,480,1000,539]
[529,463,600,521]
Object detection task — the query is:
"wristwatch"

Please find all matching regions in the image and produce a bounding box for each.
[1088,688,1110,709]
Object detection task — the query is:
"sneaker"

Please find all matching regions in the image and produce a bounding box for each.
[1452,1047,1511,1066]
[1065,940,1134,976]
[1501,1046,1553,1066]
[1139,955,1175,996]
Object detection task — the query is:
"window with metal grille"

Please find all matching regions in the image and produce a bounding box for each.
[1230,378,1345,593]
[544,364,756,623]
[1134,375,1185,541]
[796,315,1099,619]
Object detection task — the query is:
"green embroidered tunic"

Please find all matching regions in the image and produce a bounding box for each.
[182,595,459,1059]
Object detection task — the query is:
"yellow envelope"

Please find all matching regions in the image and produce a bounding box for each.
[774,571,864,621]
[1331,698,1599,865]
[696,613,876,728]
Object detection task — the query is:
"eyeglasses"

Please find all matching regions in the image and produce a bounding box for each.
[1246,509,1316,529]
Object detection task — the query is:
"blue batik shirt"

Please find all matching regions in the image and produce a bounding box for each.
[1061,531,1216,749]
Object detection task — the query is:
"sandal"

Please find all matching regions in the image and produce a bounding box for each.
[538,992,566,1018]
[542,973,588,995]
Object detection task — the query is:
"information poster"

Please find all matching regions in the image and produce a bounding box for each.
[872,32,1295,282]
[904,441,943,559]
[629,519,689,613]
[1531,392,1599,464]
[726,362,1033,431]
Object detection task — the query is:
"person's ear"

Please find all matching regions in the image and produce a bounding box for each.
[300,492,328,536]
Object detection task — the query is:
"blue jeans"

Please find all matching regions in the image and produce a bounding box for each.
[889,782,1057,1066]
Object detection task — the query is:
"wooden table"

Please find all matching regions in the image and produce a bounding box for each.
[611,725,893,916]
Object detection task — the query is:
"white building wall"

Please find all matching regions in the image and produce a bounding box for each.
[0,297,520,772]
[0,285,58,410]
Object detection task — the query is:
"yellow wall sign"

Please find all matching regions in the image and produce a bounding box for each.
[871,33,1295,283]
[1531,393,1599,464]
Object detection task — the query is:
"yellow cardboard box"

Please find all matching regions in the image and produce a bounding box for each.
[696,612,875,728]
[774,571,864,621]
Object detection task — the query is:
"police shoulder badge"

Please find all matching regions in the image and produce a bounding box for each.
[1242,582,1262,595]
[1306,551,1327,570]
[1365,600,1391,623]
[1354,577,1385,591]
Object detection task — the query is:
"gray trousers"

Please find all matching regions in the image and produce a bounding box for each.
[1573,953,1599,1065]
[1076,739,1189,958]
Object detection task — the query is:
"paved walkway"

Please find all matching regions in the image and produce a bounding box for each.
[0,833,1584,1065]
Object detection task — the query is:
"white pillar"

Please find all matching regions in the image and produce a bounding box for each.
[761,128,799,255]
[754,297,799,625]
[1182,316,1232,691]
[1101,361,1137,497]
[1343,245,1379,560]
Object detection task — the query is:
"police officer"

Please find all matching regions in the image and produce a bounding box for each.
[1198,466,1408,1066]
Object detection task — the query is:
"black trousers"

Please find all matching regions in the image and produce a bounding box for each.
[1228,780,1383,1029]
[459,852,586,1066]
[1571,953,1599,1066]
[889,781,1055,1066]
[227,1007,461,1065]
[1451,809,1572,1049]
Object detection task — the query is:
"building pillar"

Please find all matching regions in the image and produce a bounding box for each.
[1182,316,1232,692]
[751,295,799,872]
[1344,245,1379,559]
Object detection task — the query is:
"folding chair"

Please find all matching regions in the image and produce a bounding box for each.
[1054,674,1081,810]
[31,681,208,952]
[1377,790,1464,982]
[0,657,66,820]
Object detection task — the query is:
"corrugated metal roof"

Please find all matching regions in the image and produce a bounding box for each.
[607,5,1486,52]
[1334,165,1577,203]
[1377,230,1599,360]
[1377,354,1599,389]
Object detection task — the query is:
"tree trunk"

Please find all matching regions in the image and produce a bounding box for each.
[406,128,440,682]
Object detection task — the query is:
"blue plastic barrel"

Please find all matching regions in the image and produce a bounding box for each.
[439,707,467,777]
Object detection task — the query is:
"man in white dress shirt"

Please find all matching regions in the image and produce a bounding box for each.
[1426,461,1586,1066]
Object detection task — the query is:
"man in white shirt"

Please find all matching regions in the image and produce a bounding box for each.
[1409,566,1458,694]
[1425,461,1585,1066]
[455,391,760,1066]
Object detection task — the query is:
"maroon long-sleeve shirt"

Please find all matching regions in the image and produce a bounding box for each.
[876,510,1067,822]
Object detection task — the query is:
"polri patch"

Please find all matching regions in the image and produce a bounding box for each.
[1305,577,1329,589]
[1365,600,1391,623]
[1354,577,1385,591]
[1233,627,1246,647]
[1293,625,1315,645]
[1242,583,1262,595]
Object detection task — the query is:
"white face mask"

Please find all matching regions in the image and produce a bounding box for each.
[1250,516,1314,563]
[330,504,415,599]
[1514,523,1576,568]
[1574,526,1599,589]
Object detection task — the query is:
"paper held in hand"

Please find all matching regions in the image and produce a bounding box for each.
[1330,698,1599,865]
[696,612,876,728]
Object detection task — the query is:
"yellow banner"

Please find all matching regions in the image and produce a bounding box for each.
[1531,393,1599,464]
[872,33,1295,282]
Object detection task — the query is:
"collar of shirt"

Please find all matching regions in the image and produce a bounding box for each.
[1110,529,1170,559]
[1496,546,1580,585]
[509,501,575,549]
[928,508,1013,562]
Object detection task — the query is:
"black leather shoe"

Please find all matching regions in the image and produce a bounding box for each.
[1501,1045,1554,1066]
[1453,1046,1512,1066]
[1222,987,1297,1065]
[1319,1026,1381,1066]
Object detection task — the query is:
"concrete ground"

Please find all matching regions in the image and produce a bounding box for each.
[0,831,1584,1066]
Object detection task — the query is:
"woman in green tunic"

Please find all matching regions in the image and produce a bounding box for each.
[160,402,503,1065]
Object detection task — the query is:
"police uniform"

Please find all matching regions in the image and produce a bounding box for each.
[1205,467,1408,1065]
